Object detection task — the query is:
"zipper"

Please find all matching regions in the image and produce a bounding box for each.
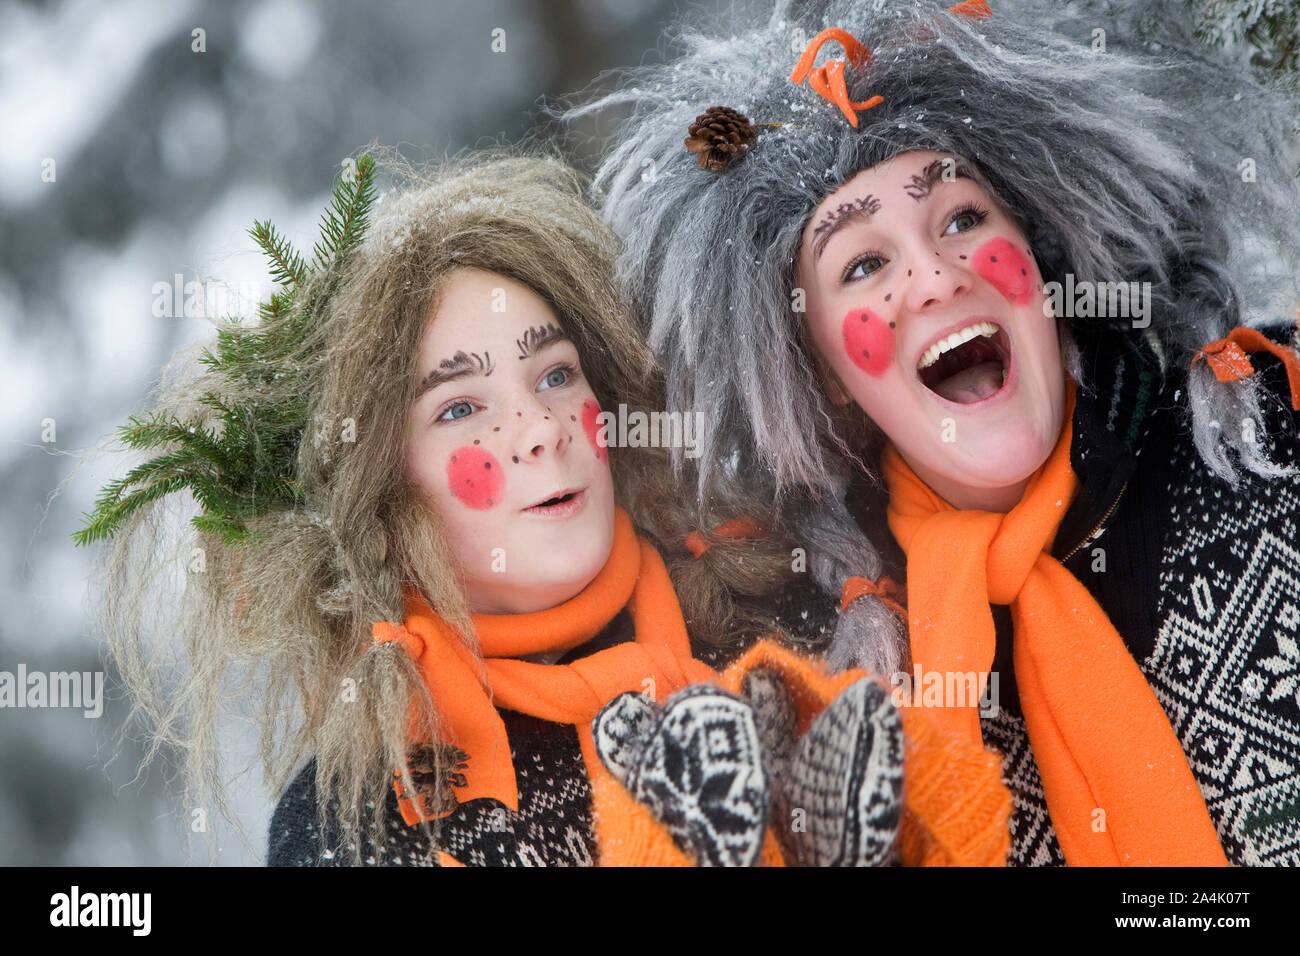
[1059,480,1129,563]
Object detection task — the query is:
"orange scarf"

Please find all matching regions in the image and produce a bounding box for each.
[372,506,717,823]
[374,504,1013,866]
[880,376,1228,866]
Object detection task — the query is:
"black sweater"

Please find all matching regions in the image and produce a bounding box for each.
[271,324,1300,866]
[266,580,837,866]
[849,321,1300,865]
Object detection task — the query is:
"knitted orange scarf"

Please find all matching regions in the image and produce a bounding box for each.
[374,504,1014,866]
[372,506,716,819]
[880,376,1228,866]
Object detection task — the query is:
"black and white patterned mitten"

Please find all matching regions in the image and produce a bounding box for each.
[744,671,904,866]
[592,684,771,867]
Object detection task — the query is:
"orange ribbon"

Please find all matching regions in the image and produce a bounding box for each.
[787,28,881,128]
[684,515,766,558]
[840,574,908,619]
[948,0,994,18]
[788,2,992,127]
[1192,319,1300,411]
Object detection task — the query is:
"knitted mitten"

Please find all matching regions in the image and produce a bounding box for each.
[744,669,904,866]
[895,706,1012,866]
[592,684,771,866]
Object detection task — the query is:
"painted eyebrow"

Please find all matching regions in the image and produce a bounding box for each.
[516,322,570,360]
[812,158,979,263]
[413,350,494,403]
[812,194,882,263]
[902,157,977,202]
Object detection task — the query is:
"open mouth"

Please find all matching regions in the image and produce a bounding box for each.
[523,487,586,517]
[916,322,1012,405]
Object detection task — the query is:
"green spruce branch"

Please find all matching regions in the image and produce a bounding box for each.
[1187,0,1300,89]
[74,155,377,549]
[312,156,378,271]
[247,221,306,289]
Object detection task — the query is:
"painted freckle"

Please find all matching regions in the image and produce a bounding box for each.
[907,270,912,276]
[884,293,892,302]
[958,254,967,260]
[512,456,519,463]
[473,439,480,445]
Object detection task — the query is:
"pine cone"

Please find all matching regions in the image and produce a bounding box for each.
[406,742,470,816]
[684,106,759,172]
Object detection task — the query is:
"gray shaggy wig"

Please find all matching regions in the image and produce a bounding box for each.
[563,0,1300,675]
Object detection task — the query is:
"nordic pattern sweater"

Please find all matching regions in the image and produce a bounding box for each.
[849,320,1300,866]
[265,584,836,866]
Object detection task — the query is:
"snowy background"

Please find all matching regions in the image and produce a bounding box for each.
[3,0,1294,867]
[0,0,715,866]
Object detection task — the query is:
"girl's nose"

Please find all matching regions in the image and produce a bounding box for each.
[515,399,569,462]
[902,248,973,313]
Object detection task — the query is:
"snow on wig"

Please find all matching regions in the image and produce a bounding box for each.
[564,0,1300,673]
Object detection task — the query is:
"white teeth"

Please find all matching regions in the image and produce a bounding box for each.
[916,321,1002,371]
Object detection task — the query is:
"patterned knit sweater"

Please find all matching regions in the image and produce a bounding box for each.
[265,581,836,866]
[849,320,1300,866]
[269,325,1300,866]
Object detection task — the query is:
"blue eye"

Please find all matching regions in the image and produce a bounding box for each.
[437,400,474,422]
[539,363,578,390]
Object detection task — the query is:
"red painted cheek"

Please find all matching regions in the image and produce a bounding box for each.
[841,307,894,377]
[581,399,608,464]
[446,447,505,510]
[973,237,1035,305]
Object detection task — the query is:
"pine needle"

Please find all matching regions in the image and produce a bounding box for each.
[74,154,378,547]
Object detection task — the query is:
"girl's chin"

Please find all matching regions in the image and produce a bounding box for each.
[469,573,597,615]
[898,402,1058,481]
[961,429,1050,468]
[928,436,1055,487]
[471,529,614,613]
